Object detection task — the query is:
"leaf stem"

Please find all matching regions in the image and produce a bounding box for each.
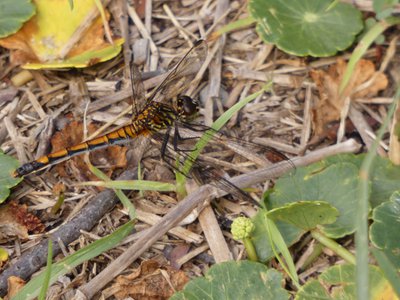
[311,229,355,264]
[209,16,256,40]
[243,238,258,262]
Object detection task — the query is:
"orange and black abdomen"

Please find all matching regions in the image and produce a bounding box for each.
[14,124,148,177]
[14,104,177,177]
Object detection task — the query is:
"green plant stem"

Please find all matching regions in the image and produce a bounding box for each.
[175,167,187,200]
[87,162,137,220]
[311,229,355,264]
[356,87,400,300]
[299,242,324,271]
[50,192,64,215]
[213,16,256,38]
[243,238,258,262]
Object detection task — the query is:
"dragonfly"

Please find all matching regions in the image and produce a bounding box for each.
[14,39,293,204]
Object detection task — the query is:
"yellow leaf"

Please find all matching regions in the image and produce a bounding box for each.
[0,247,8,262]
[24,38,124,69]
[0,0,123,68]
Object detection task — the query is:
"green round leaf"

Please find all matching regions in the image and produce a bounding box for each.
[325,154,400,208]
[249,0,363,57]
[0,0,35,38]
[373,0,398,20]
[171,261,289,300]
[267,162,361,238]
[370,191,400,270]
[0,151,22,203]
[296,264,393,299]
[267,201,339,231]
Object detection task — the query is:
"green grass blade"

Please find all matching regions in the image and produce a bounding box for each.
[212,16,256,38]
[38,240,53,300]
[339,16,400,95]
[87,163,137,220]
[182,83,272,176]
[77,179,176,192]
[356,86,400,300]
[12,221,134,300]
[264,213,300,289]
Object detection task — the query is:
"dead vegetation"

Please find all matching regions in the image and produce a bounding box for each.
[0,0,397,298]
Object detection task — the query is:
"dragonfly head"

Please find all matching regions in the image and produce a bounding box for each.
[177,95,199,120]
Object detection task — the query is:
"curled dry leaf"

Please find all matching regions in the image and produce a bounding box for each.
[109,259,189,299]
[0,202,45,240]
[166,244,191,269]
[50,121,127,180]
[7,276,25,298]
[309,59,388,144]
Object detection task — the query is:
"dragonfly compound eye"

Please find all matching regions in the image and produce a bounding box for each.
[178,95,199,119]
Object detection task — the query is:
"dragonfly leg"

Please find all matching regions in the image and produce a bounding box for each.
[160,151,193,179]
[172,123,198,153]
[157,129,194,179]
[159,126,195,158]
[160,127,171,160]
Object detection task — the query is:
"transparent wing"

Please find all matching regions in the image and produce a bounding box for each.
[150,125,295,207]
[175,121,296,171]
[130,64,147,117]
[147,40,208,105]
[155,133,293,207]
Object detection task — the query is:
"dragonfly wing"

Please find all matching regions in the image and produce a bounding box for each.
[147,40,208,104]
[175,120,296,172]
[130,64,147,118]
[153,132,261,206]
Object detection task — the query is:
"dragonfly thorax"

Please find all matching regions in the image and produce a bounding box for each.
[176,95,199,120]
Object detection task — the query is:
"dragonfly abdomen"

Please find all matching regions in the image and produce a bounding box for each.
[14,104,178,177]
[14,123,148,177]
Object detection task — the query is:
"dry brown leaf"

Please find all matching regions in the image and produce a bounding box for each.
[52,182,66,195]
[111,259,189,299]
[133,0,147,18]
[166,244,190,269]
[51,121,127,180]
[0,202,44,240]
[310,58,388,144]
[7,276,26,298]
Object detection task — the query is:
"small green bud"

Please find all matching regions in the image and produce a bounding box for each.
[231,217,255,240]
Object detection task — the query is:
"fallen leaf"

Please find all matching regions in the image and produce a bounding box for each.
[309,59,388,144]
[7,276,25,298]
[51,121,127,180]
[0,0,123,69]
[133,0,147,18]
[110,259,189,299]
[0,247,9,268]
[0,202,44,240]
[52,182,66,195]
[166,244,190,269]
